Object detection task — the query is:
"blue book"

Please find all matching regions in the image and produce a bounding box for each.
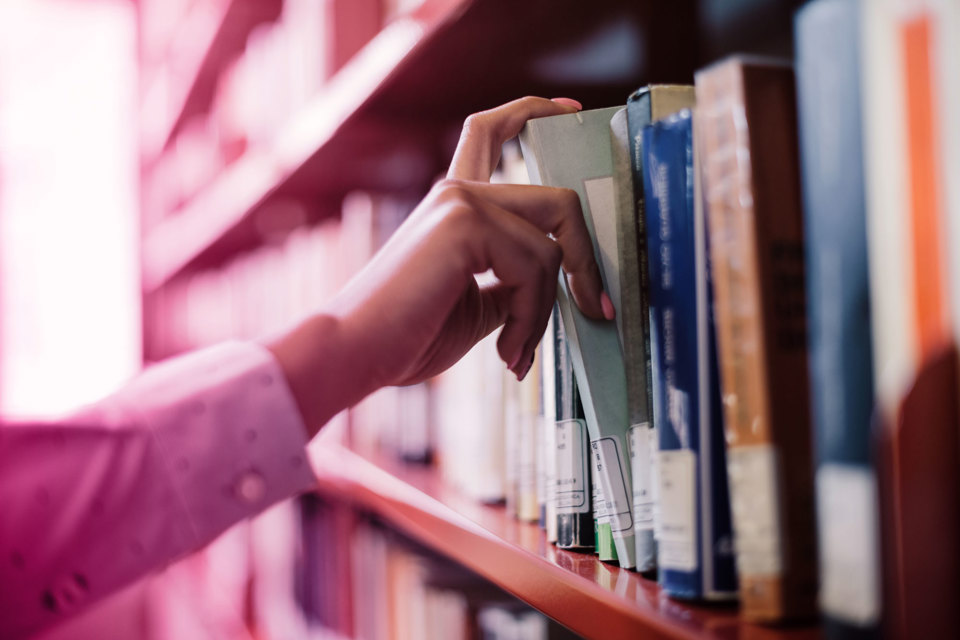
[642,111,737,600]
[623,85,695,575]
[796,0,880,636]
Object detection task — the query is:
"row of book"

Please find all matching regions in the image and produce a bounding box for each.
[297,495,581,640]
[470,0,956,637]
[141,491,574,640]
[145,191,412,359]
[142,0,405,228]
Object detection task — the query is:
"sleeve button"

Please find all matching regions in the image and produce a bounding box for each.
[235,470,266,504]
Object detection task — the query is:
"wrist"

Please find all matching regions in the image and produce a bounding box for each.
[263,313,378,439]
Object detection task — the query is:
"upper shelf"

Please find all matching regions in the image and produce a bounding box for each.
[139,0,282,161]
[308,442,822,640]
[140,0,702,291]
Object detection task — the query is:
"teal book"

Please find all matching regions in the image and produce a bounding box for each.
[520,107,636,569]
[623,85,696,576]
[618,86,696,575]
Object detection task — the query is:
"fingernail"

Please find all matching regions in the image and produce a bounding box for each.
[551,97,583,110]
[516,352,535,381]
[600,291,615,321]
[507,350,523,371]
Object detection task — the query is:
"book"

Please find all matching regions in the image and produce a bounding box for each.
[695,56,817,621]
[540,311,559,543]
[517,347,542,523]
[520,107,636,569]
[434,331,507,503]
[641,110,737,601]
[591,444,618,562]
[551,309,594,551]
[861,2,960,636]
[940,3,960,347]
[623,84,696,575]
[794,1,881,635]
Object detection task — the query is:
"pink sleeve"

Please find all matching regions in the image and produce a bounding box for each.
[0,342,318,639]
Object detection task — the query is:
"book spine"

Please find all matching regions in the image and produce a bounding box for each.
[644,114,697,597]
[504,369,520,520]
[795,0,881,636]
[591,445,618,562]
[940,3,960,348]
[517,347,541,523]
[612,106,657,573]
[553,309,594,550]
[643,112,736,600]
[540,311,558,542]
[626,91,663,568]
[695,117,739,600]
[696,59,817,621]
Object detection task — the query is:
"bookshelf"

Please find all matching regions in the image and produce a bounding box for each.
[310,442,822,640]
[139,0,283,161]
[140,0,707,292]
[139,0,822,637]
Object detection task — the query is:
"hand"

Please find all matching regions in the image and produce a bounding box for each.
[268,97,608,436]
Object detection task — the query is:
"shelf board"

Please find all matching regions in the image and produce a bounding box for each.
[141,0,470,291]
[308,442,822,640]
[140,0,282,162]
[141,0,701,291]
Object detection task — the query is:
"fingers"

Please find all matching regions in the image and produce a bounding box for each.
[448,96,582,182]
[438,191,561,378]
[441,180,607,320]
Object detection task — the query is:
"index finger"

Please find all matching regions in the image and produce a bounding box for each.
[449,181,606,320]
[447,96,582,182]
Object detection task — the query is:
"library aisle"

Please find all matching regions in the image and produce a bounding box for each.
[3,0,958,639]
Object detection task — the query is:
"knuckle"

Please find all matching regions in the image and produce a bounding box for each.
[432,179,470,205]
[547,240,564,269]
[463,112,489,136]
[558,187,581,211]
[465,111,502,141]
[445,202,481,230]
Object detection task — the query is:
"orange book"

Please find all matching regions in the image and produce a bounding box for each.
[695,57,817,623]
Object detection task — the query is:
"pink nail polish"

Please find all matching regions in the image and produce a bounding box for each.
[516,356,533,382]
[600,291,615,321]
[551,97,583,111]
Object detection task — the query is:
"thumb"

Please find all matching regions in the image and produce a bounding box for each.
[475,281,513,344]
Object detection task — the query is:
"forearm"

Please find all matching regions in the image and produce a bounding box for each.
[264,313,380,439]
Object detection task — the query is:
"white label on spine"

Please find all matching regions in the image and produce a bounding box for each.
[657,449,697,571]
[629,424,655,531]
[592,449,609,521]
[726,445,783,576]
[555,419,589,513]
[817,464,880,625]
[592,437,633,535]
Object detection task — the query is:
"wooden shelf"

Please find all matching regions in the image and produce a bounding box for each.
[308,442,822,640]
[139,0,282,161]
[140,0,701,291]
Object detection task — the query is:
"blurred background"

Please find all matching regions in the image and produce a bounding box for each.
[0,1,806,638]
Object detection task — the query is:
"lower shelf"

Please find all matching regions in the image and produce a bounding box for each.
[308,442,822,640]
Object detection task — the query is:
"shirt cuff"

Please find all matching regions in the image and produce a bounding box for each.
[111,341,318,550]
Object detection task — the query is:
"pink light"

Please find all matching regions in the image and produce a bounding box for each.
[0,0,140,418]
